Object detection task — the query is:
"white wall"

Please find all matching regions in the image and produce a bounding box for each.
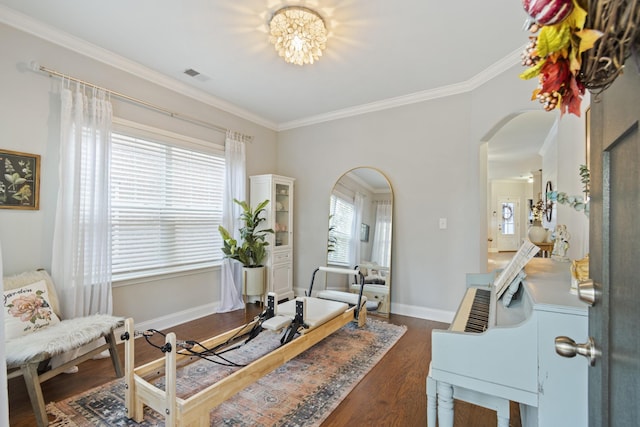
[0,24,278,325]
[546,100,591,260]
[277,65,555,320]
[277,96,468,319]
[277,63,591,321]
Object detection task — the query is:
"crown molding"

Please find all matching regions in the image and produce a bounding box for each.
[277,81,470,131]
[278,47,524,131]
[0,5,279,131]
[466,46,524,91]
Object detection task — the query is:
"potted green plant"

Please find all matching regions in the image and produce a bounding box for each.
[218,199,273,297]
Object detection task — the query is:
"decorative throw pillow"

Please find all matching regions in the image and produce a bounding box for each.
[3,279,61,340]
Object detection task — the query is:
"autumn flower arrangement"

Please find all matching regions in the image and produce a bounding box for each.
[519,0,602,117]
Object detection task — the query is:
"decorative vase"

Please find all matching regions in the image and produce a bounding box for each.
[528,221,547,243]
[243,266,266,297]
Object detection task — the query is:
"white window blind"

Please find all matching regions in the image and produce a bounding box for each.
[111,127,225,281]
[328,193,354,266]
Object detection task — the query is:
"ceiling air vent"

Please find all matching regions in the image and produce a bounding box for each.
[183,68,211,82]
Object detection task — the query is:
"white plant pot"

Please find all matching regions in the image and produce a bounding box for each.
[243,266,265,297]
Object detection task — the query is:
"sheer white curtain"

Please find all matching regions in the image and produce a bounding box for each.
[51,83,113,319]
[218,131,246,312]
[350,192,365,267]
[371,201,392,268]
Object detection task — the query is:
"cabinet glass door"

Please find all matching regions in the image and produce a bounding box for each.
[274,182,291,247]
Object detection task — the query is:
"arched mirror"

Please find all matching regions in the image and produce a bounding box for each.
[326,167,393,317]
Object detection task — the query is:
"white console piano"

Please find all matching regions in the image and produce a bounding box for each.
[427,258,589,427]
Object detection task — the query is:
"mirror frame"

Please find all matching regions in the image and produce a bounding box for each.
[326,167,393,317]
[545,180,553,222]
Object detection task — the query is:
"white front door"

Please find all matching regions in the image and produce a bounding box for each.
[496,197,520,251]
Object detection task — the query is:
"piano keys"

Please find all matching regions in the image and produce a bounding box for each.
[427,258,589,427]
[448,286,492,333]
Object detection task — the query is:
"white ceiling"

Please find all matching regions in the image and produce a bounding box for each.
[0,0,557,180]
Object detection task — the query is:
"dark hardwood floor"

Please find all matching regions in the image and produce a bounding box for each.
[9,304,522,426]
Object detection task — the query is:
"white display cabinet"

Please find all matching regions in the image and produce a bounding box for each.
[250,174,295,301]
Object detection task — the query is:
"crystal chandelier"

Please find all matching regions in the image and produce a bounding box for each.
[269,6,327,66]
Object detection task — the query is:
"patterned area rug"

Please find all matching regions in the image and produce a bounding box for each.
[46,319,406,426]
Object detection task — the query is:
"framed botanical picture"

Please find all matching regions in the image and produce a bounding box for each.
[0,149,40,210]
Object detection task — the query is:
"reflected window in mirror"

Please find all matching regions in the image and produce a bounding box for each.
[328,193,355,266]
[371,201,392,268]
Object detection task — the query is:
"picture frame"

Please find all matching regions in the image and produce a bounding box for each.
[360,223,370,242]
[0,149,40,210]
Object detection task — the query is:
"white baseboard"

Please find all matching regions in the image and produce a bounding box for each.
[116,301,221,342]
[390,302,454,324]
[296,288,455,324]
[137,301,221,331]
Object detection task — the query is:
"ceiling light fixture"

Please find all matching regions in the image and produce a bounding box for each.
[269,6,327,66]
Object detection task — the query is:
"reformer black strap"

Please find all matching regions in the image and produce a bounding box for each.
[266,293,276,319]
[280,299,308,345]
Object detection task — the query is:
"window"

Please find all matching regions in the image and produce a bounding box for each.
[501,201,515,235]
[111,121,225,281]
[328,193,354,266]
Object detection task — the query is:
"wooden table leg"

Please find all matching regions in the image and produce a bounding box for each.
[22,363,48,427]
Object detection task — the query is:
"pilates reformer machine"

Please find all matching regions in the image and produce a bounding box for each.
[121,266,368,427]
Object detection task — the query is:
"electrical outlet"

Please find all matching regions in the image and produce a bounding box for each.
[439,218,447,229]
